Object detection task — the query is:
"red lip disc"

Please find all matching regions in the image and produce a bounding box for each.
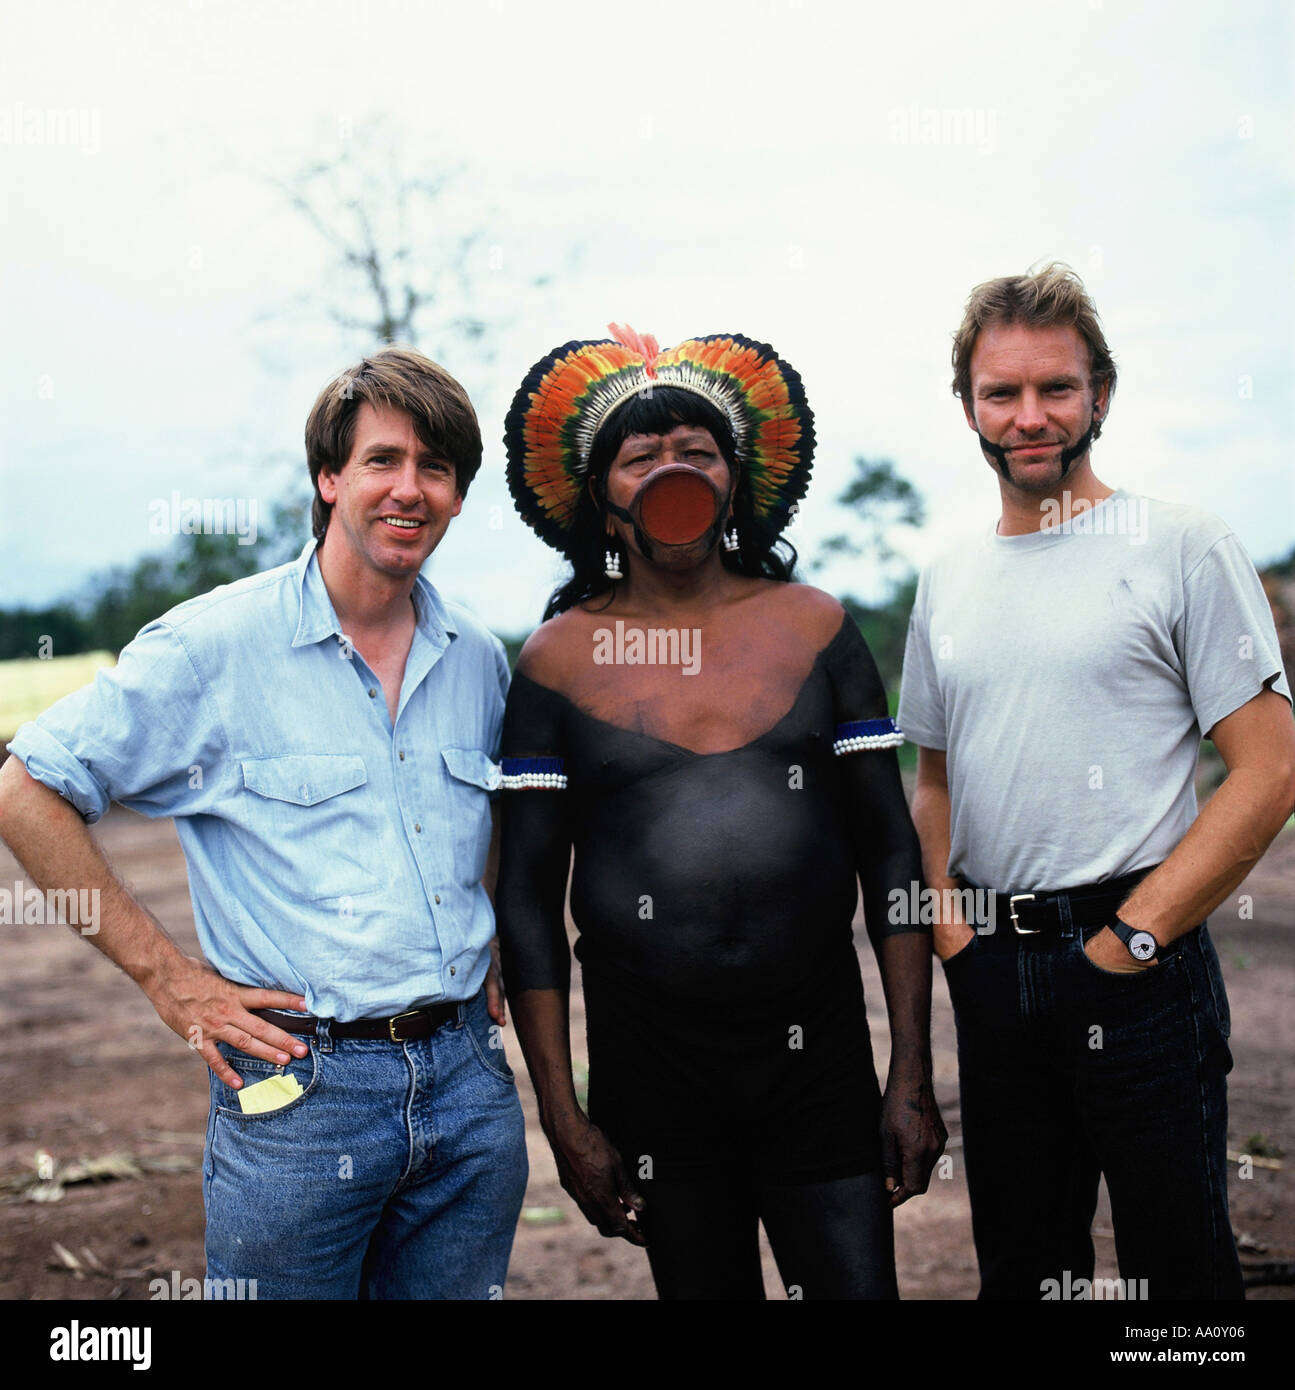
[638,470,718,545]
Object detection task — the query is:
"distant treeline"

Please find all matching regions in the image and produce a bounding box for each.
[5,479,1288,704]
[0,558,915,716]
[0,554,916,692]
[0,530,278,664]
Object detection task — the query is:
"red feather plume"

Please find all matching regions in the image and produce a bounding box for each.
[607,322,660,377]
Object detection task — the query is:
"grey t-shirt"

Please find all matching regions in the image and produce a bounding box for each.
[897,489,1291,892]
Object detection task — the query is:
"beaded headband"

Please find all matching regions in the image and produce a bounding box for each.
[504,324,815,552]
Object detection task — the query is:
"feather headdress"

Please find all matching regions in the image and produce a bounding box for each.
[504,324,815,551]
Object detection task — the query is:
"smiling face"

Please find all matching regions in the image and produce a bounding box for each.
[317,400,463,582]
[964,322,1109,491]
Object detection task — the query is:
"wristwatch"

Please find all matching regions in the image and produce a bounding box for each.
[1110,915,1159,962]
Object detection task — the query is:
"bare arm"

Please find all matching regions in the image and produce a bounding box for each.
[911,745,975,960]
[0,756,310,1086]
[498,808,646,1245]
[483,802,506,1026]
[507,986,646,1245]
[483,800,501,902]
[495,659,645,1243]
[830,612,945,1205]
[1087,689,1295,970]
[849,781,947,1205]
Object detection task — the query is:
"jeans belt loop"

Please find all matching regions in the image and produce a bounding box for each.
[316,1017,334,1053]
[1058,892,1075,939]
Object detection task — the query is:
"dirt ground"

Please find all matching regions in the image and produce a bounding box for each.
[1,805,1292,1302]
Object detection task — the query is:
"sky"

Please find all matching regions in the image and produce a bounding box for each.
[2,0,1292,638]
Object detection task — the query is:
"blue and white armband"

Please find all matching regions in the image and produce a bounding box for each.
[832,719,905,755]
[499,756,568,790]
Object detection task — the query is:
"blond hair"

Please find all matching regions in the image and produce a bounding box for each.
[951,262,1117,436]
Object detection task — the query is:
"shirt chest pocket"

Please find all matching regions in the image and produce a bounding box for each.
[240,755,383,904]
[440,748,500,887]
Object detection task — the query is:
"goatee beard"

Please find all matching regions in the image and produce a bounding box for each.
[978,414,1097,485]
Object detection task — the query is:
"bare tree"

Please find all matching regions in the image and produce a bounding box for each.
[268,116,547,358]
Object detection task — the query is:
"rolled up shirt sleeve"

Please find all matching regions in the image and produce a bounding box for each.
[6,619,229,824]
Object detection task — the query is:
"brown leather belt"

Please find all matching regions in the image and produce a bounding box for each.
[253,999,463,1043]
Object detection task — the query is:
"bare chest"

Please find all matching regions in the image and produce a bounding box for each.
[350,635,413,725]
[566,618,818,753]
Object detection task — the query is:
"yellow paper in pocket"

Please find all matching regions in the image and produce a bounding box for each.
[237,1071,304,1115]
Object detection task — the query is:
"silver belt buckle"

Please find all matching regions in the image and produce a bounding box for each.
[1009,893,1038,935]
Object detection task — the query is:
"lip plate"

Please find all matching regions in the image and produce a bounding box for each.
[635,467,722,547]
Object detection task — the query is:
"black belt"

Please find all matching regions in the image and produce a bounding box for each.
[969,866,1157,937]
[253,998,463,1042]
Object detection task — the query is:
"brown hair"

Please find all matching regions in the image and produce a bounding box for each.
[951,262,1117,437]
[304,345,482,542]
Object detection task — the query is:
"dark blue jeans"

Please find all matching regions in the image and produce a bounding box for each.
[942,918,1243,1300]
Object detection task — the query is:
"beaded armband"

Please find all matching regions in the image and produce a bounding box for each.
[832,719,904,755]
[500,756,568,790]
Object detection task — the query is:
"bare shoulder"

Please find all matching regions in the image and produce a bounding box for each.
[514,607,604,695]
[762,582,847,645]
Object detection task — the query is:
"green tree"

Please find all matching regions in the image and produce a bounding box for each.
[815,457,925,578]
[0,604,91,662]
[813,457,926,699]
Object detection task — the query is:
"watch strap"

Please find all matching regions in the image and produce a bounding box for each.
[1111,914,1159,961]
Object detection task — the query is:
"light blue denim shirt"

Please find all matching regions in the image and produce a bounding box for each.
[8,543,509,1020]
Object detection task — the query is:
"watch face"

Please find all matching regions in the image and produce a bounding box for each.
[1129,931,1157,961]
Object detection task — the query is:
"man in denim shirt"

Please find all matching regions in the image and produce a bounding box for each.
[0,347,528,1298]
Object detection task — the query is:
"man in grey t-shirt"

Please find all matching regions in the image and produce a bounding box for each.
[898,263,1294,1300]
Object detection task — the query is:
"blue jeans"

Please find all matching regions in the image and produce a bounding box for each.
[203,989,528,1299]
[942,919,1242,1300]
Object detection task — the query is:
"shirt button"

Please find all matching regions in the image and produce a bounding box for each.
[414,823,422,833]
[434,893,441,904]
[398,751,405,761]
[449,966,456,977]
[368,688,377,698]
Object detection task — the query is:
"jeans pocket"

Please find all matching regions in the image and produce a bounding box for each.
[1076,926,1179,985]
[211,1040,320,1119]
[464,995,515,1084]
[940,932,980,971]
